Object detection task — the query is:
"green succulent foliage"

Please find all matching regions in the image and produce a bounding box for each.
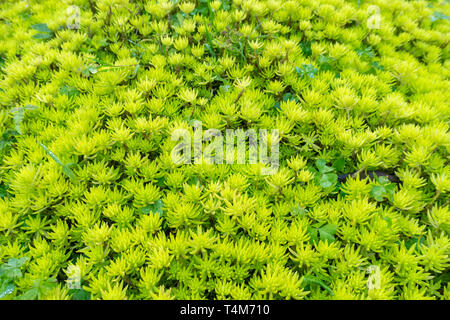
[0,0,449,301]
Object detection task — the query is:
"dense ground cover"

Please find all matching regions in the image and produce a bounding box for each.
[0,0,449,300]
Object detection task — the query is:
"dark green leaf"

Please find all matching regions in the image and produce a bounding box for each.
[434,273,450,284]
[371,185,386,202]
[382,216,392,228]
[156,177,166,188]
[299,41,312,57]
[31,23,51,33]
[20,11,32,21]
[404,236,425,251]
[6,257,28,269]
[378,176,390,184]
[40,143,63,166]
[320,173,338,188]
[18,287,39,300]
[332,158,346,172]
[38,278,57,294]
[10,105,38,134]
[62,165,76,182]
[32,33,53,40]
[203,22,216,57]
[370,61,384,71]
[307,226,319,244]
[385,184,396,201]
[0,283,15,299]
[0,129,19,151]
[311,222,325,228]
[316,159,334,173]
[430,11,450,23]
[295,64,318,79]
[317,55,335,72]
[141,199,164,216]
[303,275,334,295]
[82,65,98,77]
[60,85,79,97]
[70,288,91,300]
[40,143,76,182]
[3,257,28,279]
[357,46,375,60]
[318,224,337,242]
[0,184,8,198]
[292,205,307,217]
[282,92,297,102]
[10,107,24,134]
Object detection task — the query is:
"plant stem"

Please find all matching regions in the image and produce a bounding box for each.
[425,190,441,211]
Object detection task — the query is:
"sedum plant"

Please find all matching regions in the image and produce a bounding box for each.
[0,0,449,300]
